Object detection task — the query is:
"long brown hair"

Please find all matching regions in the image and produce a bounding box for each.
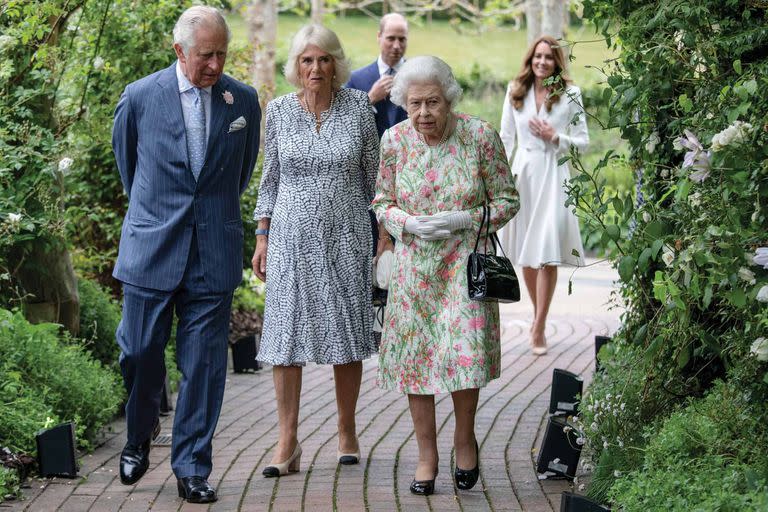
[509,35,571,112]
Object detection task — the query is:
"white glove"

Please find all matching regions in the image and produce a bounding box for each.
[404,216,452,240]
[433,210,472,232]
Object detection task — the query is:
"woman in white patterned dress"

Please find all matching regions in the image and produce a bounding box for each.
[497,35,589,355]
[252,25,379,477]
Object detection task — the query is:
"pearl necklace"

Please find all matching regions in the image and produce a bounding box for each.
[425,113,452,147]
[300,90,335,133]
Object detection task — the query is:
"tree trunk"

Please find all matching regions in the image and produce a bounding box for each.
[311,0,323,24]
[246,0,278,143]
[541,0,565,40]
[525,0,542,46]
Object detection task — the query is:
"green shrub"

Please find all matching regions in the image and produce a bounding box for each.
[232,269,266,314]
[77,278,121,368]
[0,309,123,449]
[609,380,768,510]
[0,466,21,503]
[0,367,59,454]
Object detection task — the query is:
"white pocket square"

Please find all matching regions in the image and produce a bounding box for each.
[228,116,246,133]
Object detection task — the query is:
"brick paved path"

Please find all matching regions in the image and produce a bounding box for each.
[8,261,618,512]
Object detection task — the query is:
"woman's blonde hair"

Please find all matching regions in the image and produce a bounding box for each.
[508,35,571,112]
[284,24,351,90]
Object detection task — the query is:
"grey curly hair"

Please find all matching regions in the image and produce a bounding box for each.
[390,55,463,109]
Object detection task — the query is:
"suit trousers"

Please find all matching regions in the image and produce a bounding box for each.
[116,231,234,479]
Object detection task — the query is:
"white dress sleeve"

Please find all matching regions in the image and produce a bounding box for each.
[499,83,517,163]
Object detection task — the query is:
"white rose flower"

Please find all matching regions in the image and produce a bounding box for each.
[93,56,105,70]
[662,245,675,267]
[7,213,22,224]
[753,248,768,269]
[757,286,768,303]
[739,267,756,285]
[645,131,660,154]
[711,120,753,151]
[751,337,768,362]
[58,157,74,175]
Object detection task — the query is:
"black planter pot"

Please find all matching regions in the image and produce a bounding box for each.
[36,422,78,478]
[549,368,583,416]
[536,416,581,479]
[560,491,611,511]
[231,334,261,373]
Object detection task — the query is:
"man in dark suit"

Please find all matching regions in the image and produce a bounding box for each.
[111,6,260,503]
[346,13,409,138]
[347,13,408,256]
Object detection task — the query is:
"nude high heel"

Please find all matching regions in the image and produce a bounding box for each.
[262,443,302,477]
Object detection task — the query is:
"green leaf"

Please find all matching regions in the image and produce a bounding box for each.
[646,221,666,239]
[633,323,648,345]
[645,336,663,360]
[703,285,713,308]
[728,288,747,307]
[678,94,693,113]
[676,345,691,369]
[638,247,653,272]
[651,239,664,258]
[618,255,635,282]
[733,59,742,74]
[612,196,624,216]
[764,372,768,385]
[606,224,621,241]
[571,248,581,257]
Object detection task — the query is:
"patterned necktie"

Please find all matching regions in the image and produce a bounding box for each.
[187,87,207,181]
[386,67,396,76]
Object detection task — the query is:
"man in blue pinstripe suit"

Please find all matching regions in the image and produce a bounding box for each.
[111,6,260,503]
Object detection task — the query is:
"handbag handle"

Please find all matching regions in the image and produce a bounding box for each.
[472,202,509,259]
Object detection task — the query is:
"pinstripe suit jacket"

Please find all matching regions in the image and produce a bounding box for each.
[112,63,261,293]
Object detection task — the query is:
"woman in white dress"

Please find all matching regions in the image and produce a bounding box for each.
[498,35,589,355]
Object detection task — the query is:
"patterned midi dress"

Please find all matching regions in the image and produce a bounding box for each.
[372,114,520,394]
[254,88,379,366]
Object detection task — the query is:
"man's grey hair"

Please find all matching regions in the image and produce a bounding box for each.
[173,6,231,54]
[379,12,408,33]
[284,24,351,90]
[390,55,463,109]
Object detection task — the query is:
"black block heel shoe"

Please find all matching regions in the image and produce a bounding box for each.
[454,441,480,490]
[410,467,438,496]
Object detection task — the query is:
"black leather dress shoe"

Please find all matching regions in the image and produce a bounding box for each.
[119,418,160,485]
[454,441,480,490]
[177,476,217,503]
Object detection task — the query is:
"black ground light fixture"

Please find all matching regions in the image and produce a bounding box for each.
[560,491,611,511]
[549,369,583,416]
[35,422,79,478]
[536,416,581,478]
[159,375,173,415]
[231,334,261,373]
[594,335,612,371]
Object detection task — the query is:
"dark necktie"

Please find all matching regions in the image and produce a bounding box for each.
[386,67,396,76]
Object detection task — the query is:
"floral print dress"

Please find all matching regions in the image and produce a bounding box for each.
[372,114,520,394]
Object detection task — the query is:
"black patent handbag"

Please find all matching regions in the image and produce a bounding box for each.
[467,204,520,303]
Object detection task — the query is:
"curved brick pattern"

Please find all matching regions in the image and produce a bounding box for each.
[8,260,618,512]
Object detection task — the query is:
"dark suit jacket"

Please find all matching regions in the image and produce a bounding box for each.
[346,61,407,138]
[112,63,261,293]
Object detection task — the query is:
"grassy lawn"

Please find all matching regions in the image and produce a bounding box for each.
[227,12,631,248]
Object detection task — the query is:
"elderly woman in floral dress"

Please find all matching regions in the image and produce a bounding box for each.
[372,55,519,496]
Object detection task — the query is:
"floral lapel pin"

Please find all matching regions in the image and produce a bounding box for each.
[222,90,234,105]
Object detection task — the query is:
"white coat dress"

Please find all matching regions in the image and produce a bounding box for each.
[497,83,588,268]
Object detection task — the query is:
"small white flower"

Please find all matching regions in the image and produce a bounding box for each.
[603,441,609,449]
[620,403,626,410]
[617,439,624,448]
[642,211,652,223]
[662,245,675,267]
[58,157,74,175]
[576,437,585,446]
[757,286,768,303]
[222,90,234,105]
[578,484,586,491]
[6,212,22,224]
[688,192,702,207]
[739,267,756,285]
[0,34,15,53]
[751,337,768,362]
[661,168,670,178]
[614,470,622,478]
[645,131,660,154]
[93,56,105,70]
[753,248,768,269]
[563,425,573,433]
[590,422,598,431]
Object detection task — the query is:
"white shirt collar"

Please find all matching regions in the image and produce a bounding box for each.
[175,61,212,95]
[377,55,405,77]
